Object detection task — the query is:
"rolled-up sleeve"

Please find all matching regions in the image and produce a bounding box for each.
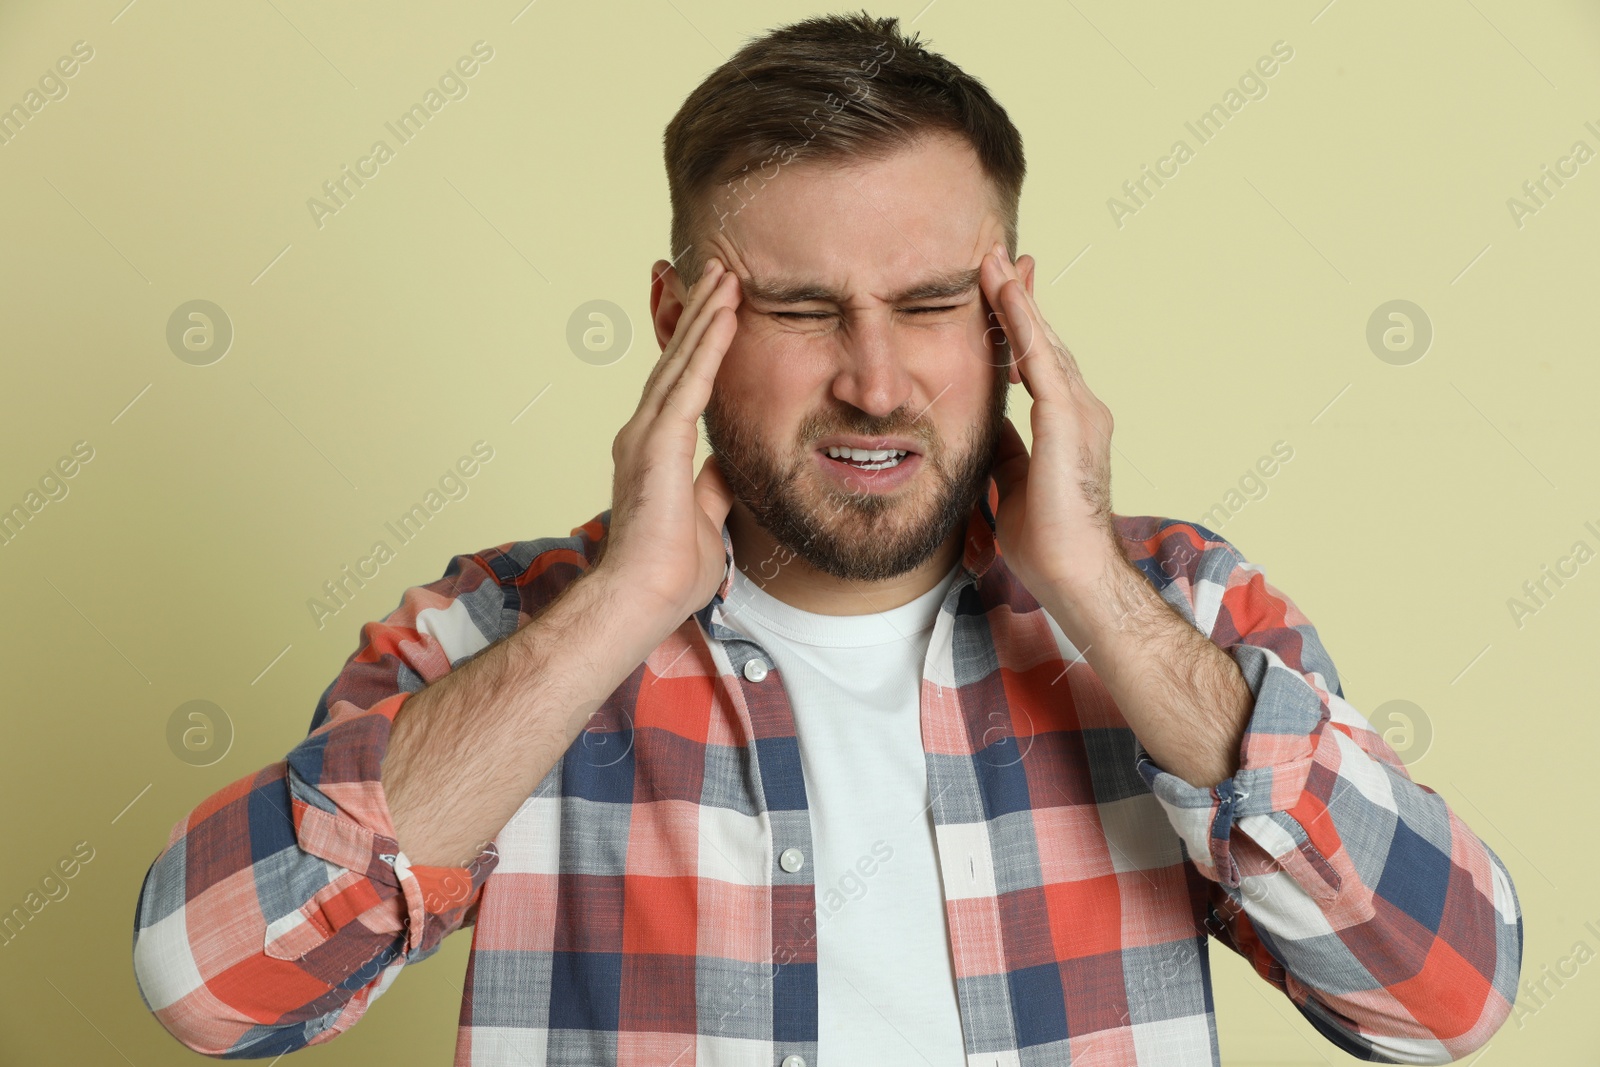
[1132,528,1522,1065]
[132,550,511,1057]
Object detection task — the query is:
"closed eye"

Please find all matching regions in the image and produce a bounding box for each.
[774,306,958,320]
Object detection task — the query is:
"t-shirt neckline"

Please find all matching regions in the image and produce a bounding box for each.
[722,559,963,649]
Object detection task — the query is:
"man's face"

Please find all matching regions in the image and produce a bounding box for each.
[694,132,1021,583]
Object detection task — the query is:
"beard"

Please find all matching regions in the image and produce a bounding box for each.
[702,366,1009,583]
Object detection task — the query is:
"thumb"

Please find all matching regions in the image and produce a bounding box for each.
[990,417,1030,503]
[694,452,736,529]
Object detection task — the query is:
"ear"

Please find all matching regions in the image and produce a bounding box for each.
[650,258,688,352]
[1017,253,1036,298]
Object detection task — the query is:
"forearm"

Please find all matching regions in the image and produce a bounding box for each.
[1039,555,1252,788]
[1215,749,1522,1062]
[382,566,670,866]
[134,764,410,1056]
[1110,523,1521,1057]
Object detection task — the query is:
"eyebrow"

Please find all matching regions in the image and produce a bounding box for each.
[739,266,982,306]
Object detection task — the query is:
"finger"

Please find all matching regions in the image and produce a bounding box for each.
[976,287,1017,378]
[641,267,739,421]
[986,248,1043,367]
[977,245,1031,374]
[996,277,1059,405]
[658,301,739,429]
[978,249,1033,384]
[640,259,726,403]
[983,248,1070,405]
[994,245,1086,387]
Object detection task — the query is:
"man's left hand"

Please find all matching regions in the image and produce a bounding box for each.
[978,240,1125,607]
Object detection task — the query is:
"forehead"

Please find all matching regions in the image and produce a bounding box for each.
[707,132,1004,299]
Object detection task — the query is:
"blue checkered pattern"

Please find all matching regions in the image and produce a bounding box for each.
[132,486,1522,1064]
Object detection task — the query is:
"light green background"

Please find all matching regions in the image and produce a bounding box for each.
[2,0,1596,1063]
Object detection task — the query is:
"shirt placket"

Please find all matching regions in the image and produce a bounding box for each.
[699,600,821,1067]
[920,572,1016,1061]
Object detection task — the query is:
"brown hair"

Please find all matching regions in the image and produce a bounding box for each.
[662,10,1026,287]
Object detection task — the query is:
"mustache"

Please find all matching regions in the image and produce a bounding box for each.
[795,414,935,450]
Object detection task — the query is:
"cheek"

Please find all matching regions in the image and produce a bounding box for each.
[935,325,1007,427]
[722,318,832,390]
[715,323,769,391]
[918,317,1002,393]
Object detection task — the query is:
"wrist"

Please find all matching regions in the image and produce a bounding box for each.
[575,563,690,647]
[1037,553,1153,648]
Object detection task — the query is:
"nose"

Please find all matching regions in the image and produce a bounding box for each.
[830,316,914,418]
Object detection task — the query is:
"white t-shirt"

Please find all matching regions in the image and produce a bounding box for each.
[719,559,968,1066]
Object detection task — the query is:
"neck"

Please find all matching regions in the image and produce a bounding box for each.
[725,500,966,616]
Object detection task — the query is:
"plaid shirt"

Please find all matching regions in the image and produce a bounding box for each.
[133,485,1523,1065]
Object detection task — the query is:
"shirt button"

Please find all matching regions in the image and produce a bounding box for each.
[781,1056,806,1067]
[743,658,769,682]
[779,847,804,873]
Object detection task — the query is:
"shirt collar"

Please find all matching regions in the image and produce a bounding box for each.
[693,477,1001,632]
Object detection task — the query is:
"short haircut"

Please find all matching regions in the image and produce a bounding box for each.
[663,10,1027,286]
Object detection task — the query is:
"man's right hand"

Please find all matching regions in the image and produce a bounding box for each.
[594,256,743,626]
[379,256,743,870]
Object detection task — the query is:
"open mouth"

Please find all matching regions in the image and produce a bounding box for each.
[820,445,911,471]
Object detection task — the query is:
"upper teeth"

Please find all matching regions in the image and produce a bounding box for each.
[825,446,908,461]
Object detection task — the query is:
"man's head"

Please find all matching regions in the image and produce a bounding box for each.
[653,13,1030,583]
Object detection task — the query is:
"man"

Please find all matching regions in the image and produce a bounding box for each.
[133,13,1521,1066]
